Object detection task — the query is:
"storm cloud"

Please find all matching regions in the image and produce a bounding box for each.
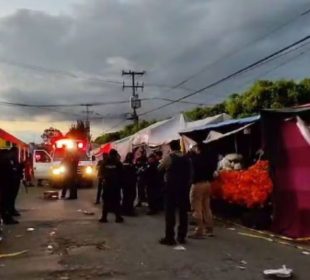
[0,0,309,142]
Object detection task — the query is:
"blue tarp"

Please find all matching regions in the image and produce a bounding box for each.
[180,115,260,134]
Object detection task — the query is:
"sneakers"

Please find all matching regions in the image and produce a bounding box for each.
[159,238,177,246]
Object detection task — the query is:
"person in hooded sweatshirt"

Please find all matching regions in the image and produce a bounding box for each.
[99,149,124,223]
[121,152,137,216]
[158,140,192,245]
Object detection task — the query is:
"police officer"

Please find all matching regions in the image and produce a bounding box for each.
[61,151,79,199]
[121,152,137,216]
[99,149,124,223]
[158,140,192,245]
[144,153,161,215]
[0,149,19,224]
[8,147,24,217]
[95,153,109,204]
[135,152,147,207]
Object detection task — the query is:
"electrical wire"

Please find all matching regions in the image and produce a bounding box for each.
[139,34,310,116]
[164,6,310,90]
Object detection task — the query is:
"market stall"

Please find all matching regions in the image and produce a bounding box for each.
[261,106,310,239]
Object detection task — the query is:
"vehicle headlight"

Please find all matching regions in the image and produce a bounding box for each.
[52,168,61,175]
[85,166,93,175]
[59,166,66,173]
[52,166,66,176]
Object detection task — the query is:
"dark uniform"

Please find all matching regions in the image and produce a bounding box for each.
[121,153,137,216]
[159,144,192,245]
[0,149,19,224]
[95,153,109,204]
[61,154,79,199]
[8,151,24,216]
[135,157,147,207]
[145,155,161,215]
[99,150,124,223]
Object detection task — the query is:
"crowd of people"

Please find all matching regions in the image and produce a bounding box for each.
[0,140,216,246]
[95,140,216,245]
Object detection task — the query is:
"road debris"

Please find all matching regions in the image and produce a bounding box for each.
[83,210,95,216]
[43,190,59,200]
[263,265,293,278]
[174,245,186,251]
[26,228,35,232]
[302,251,310,255]
[227,227,236,231]
[0,250,28,259]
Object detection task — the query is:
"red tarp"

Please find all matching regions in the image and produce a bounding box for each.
[262,108,310,238]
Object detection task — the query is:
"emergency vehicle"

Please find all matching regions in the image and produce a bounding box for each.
[33,138,96,188]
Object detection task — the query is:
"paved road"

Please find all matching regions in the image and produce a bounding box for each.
[0,186,309,280]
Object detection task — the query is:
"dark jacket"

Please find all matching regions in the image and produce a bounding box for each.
[144,162,160,189]
[191,153,214,183]
[159,151,191,195]
[122,162,137,187]
[102,158,123,190]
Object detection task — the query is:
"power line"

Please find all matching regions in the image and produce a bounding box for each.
[165,6,310,90]
[0,57,195,93]
[139,34,310,116]
[0,95,207,109]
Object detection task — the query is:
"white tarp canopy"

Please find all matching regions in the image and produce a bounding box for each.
[112,136,133,161]
[181,113,231,133]
[132,114,186,147]
[203,123,254,144]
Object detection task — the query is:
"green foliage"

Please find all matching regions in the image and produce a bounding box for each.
[95,79,310,143]
[41,127,63,145]
[185,103,225,121]
[66,120,89,140]
[95,120,156,145]
[186,79,310,120]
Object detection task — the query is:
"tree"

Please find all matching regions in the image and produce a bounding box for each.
[41,127,63,145]
[94,120,156,145]
[66,120,89,140]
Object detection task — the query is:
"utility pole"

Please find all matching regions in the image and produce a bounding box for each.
[122,70,145,125]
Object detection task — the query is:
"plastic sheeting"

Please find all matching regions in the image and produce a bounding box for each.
[132,114,186,147]
[182,113,231,133]
[112,136,133,161]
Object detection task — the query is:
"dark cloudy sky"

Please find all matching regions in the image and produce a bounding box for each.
[0,0,309,142]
